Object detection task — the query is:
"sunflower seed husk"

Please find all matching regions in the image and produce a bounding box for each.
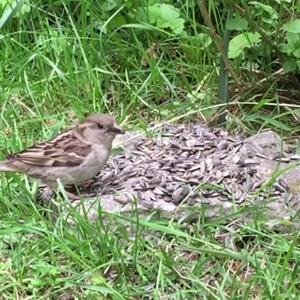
[72,125,297,226]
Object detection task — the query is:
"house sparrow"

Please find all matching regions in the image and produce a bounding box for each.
[0,114,124,191]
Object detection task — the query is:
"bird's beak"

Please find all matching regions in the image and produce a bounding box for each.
[110,123,125,134]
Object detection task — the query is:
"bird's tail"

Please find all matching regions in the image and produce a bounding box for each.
[0,162,15,172]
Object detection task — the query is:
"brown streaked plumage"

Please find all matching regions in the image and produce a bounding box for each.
[0,114,124,189]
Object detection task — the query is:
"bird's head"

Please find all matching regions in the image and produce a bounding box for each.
[75,114,124,146]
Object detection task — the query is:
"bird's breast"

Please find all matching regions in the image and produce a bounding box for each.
[81,145,110,176]
[90,145,111,166]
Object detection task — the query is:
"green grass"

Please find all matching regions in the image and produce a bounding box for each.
[1,1,300,299]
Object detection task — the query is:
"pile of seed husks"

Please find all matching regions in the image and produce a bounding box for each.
[76,124,300,226]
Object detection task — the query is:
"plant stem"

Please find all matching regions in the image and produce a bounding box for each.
[198,0,241,92]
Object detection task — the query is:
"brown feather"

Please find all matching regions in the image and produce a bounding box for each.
[6,130,92,168]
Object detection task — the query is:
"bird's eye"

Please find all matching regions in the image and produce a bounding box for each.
[97,124,104,129]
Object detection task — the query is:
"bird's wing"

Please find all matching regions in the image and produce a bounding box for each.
[7,130,92,169]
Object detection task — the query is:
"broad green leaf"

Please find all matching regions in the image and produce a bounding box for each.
[249,1,278,19]
[294,48,300,58]
[280,33,300,58]
[229,32,261,58]
[19,0,30,14]
[108,14,126,28]
[102,0,117,11]
[150,4,179,23]
[198,33,212,47]
[279,43,292,54]
[146,3,185,35]
[283,19,300,33]
[280,34,300,62]
[249,1,278,25]
[287,33,300,48]
[283,59,297,72]
[227,14,248,31]
[170,18,185,34]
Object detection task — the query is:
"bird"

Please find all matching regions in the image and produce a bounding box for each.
[0,114,124,194]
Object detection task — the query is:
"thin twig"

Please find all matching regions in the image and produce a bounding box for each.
[198,0,241,91]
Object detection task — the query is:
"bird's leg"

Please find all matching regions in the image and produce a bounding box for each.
[37,185,80,203]
[37,185,55,204]
[81,179,95,193]
[64,181,96,199]
[63,184,88,201]
[64,191,81,201]
[37,181,94,203]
